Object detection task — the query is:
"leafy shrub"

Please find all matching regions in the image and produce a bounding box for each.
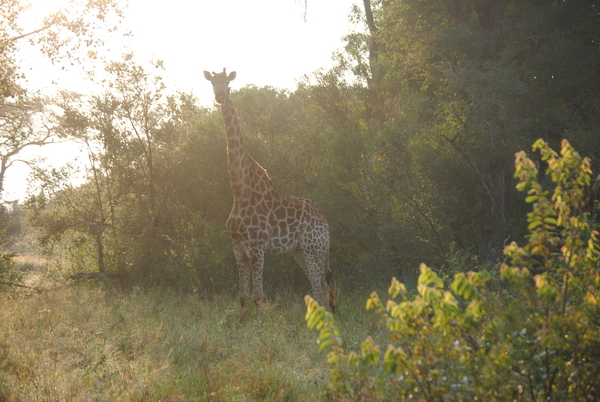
[0,252,21,285]
[306,139,600,401]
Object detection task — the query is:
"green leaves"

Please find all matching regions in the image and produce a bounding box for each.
[452,271,489,300]
[348,337,380,368]
[304,296,341,355]
[307,139,600,401]
[503,139,600,400]
[307,264,494,399]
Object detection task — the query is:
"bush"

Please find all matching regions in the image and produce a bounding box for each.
[0,252,21,285]
[305,139,600,401]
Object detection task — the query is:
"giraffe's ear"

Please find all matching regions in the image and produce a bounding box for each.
[203,71,213,81]
[228,71,236,81]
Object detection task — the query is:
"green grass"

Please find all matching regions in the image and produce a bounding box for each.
[0,281,386,401]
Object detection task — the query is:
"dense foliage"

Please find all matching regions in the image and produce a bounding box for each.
[0,203,22,283]
[2,0,600,399]
[16,0,600,295]
[306,139,600,401]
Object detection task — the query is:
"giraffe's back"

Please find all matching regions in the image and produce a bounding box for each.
[225,159,328,258]
[264,192,328,256]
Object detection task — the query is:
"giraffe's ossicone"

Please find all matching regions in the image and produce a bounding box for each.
[204,68,336,322]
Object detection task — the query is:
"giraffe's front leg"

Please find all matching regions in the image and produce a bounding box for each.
[232,241,251,323]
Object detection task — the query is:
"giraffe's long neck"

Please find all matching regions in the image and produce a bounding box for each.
[220,97,251,197]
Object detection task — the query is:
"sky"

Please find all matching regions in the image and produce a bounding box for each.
[4,0,359,201]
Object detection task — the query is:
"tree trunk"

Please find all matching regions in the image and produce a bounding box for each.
[475,0,510,31]
[475,0,510,58]
[474,0,511,262]
[0,158,7,199]
[363,0,379,70]
[95,234,105,272]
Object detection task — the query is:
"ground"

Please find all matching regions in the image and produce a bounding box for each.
[0,272,383,401]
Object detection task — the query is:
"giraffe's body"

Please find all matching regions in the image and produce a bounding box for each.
[204,69,334,322]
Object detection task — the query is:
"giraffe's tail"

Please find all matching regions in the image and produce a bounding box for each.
[326,266,338,314]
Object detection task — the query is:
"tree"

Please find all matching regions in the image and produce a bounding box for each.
[303,0,600,269]
[0,0,125,200]
[0,97,54,197]
[378,0,600,263]
[26,164,112,273]
[29,55,177,274]
[27,55,235,281]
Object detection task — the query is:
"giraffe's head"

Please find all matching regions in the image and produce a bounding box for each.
[204,68,236,104]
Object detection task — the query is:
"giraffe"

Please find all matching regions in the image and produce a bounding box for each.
[204,68,335,322]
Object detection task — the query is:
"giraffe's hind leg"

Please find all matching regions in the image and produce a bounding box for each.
[232,241,251,323]
[300,247,332,311]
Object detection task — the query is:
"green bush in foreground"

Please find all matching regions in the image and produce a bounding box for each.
[306,139,600,401]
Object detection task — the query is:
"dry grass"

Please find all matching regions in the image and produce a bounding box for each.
[12,255,48,266]
[0,283,335,401]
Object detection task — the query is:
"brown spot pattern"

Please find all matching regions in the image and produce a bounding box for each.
[206,69,334,323]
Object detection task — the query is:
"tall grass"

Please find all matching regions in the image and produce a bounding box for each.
[1,282,381,401]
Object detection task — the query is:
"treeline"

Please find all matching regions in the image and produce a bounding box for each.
[23,0,600,291]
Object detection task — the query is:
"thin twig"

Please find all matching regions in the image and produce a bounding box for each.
[0,281,38,290]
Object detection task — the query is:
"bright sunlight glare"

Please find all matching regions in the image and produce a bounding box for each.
[5,0,357,202]
[21,0,357,103]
